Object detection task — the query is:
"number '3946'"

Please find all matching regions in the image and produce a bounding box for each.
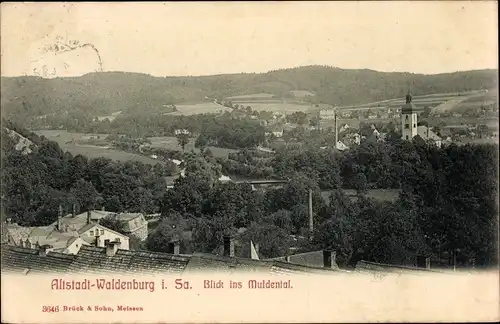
[42,306,59,312]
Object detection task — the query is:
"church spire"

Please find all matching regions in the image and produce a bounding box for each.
[405,88,412,104]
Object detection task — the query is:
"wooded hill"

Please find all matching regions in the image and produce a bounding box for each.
[1,66,497,122]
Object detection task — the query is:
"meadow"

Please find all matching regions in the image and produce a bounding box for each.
[337,90,490,111]
[35,131,238,163]
[168,102,232,116]
[148,136,237,158]
[238,102,312,113]
[35,130,162,165]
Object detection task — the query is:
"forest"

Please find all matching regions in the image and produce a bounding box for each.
[1,66,497,125]
[2,120,498,268]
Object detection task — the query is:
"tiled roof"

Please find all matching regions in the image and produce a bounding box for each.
[2,243,346,275]
[184,252,272,274]
[77,223,97,235]
[52,210,114,232]
[77,223,127,239]
[69,245,190,274]
[270,261,341,275]
[119,213,147,232]
[5,224,34,244]
[119,213,143,222]
[417,126,441,141]
[185,253,342,275]
[269,250,326,267]
[355,260,437,273]
[1,244,76,274]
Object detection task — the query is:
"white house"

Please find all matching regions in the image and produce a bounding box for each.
[84,223,130,250]
[174,129,190,135]
[4,209,130,255]
[219,175,232,182]
[417,126,442,148]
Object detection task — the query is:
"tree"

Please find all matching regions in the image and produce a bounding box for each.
[240,222,293,259]
[69,179,101,211]
[352,172,368,196]
[195,134,208,151]
[418,120,429,127]
[177,134,190,151]
[146,212,191,253]
[99,214,126,233]
[421,106,431,118]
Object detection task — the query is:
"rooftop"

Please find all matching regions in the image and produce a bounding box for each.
[1,244,76,274]
[51,210,115,232]
[355,260,438,273]
[69,245,190,275]
[417,126,442,141]
[2,244,345,275]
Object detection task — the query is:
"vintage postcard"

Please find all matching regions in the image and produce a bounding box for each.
[1,1,499,323]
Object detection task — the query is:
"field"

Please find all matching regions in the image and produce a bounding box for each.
[35,130,162,165]
[97,110,123,122]
[168,102,232,116]
[148,136,237,158]
[337,90,491,112]
[227,93,276,100]
[35,131,238,162]
[237,102,313,113]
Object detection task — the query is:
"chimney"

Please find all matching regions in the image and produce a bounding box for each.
[72,203,77,217]
[57,205,63,231]
[250,241,260,260]
[334,110,338,147]
[308,189,314,240]
[105,241,120,257]
[416,255,431,269]
[168,241,181,255]
[87,210,92,224]
[323,250,338,269]
[38,245,53,256]
[223,235,235,258]
[101,206,105,212]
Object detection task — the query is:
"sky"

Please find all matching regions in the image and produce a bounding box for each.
[1,2,498,78]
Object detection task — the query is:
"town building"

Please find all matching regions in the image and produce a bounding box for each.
[401,91,442,147]
[401,91,419,140]
[265,127,284,138]
[417,125,442,147]
[174,129,190,135]
[117,213,149,241]
[4,207,130,254]
[1,236,343,276]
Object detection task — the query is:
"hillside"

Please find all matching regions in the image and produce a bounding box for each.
[1,66,497,123]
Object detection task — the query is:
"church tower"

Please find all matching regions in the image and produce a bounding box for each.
[401,90,418,141]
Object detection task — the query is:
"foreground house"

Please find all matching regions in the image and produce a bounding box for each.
[118,213,148,241]
[1,241,342,276]
[4,208,130,254]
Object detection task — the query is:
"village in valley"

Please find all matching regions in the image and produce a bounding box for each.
[1,67,498,275]
[0,3,498,278]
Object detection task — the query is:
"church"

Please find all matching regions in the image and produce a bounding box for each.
[401,91,442,147]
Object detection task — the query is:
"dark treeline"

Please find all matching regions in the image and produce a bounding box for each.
[1,121,498,268]
[217,134,428,191]
[26,112,267,150]
[2,67,496,124]
[2,122,170,226]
